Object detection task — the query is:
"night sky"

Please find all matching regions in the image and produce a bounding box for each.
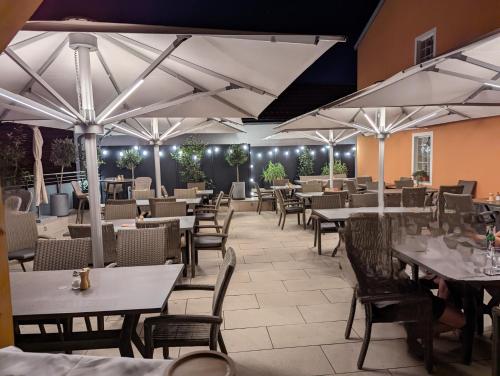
[31,0,380,119]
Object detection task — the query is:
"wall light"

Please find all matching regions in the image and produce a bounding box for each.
[102,149,109,156]
[268,150,273,156]
[243,144,248,150]
[119,151,124,157]
[345,152,351,157]
[257,153,262,158]
[250,164,254,169]
[142,150,148,156]
[300,146,305,150]
[321,147,326,152]
[207,148,212,154]
[352,146,356,151]
[334,152,340,157]
[249,178,254,182]
[310,150,315,156]
[159,151,164,157]
[192,155,198,161]
[134,145,139,150]
[214,147,220,153]
[284,151,289,156]
[274,147,278,153]
[295,149,300,154]
[172,145,177,151]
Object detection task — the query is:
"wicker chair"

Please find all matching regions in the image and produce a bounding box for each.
[187,182,206,190]
[135,177,152,190]
[343,213,433,372]
[395,179,414,189]
[144,248,236,358]
[442,193,495,232]
[132,188,155,200]
[5,212,50,271]
[349,193,378,208]
[136,219,182,265]
[4,196,22,211]
[33,238,91,271]
[194,191,223,230]
[192,209,234,277]
[71,181,88,224]
[253,182,275,214]
[104,199,137,220]
[457,180,477,197]
[356,176,372,185]
[68,223,117,265]
[272,179,289,187]
[115,227,169,267]
[436,185,464,226]
[328,179,344,191]
[275,189,306,230]
[365,181,379,190]
[174,188,197,199]
[161,185,169,197]
[302,181,323,193]
[344,180,357,194]
[402,187,426,207]
[150,200,186,217]
[105,177,123,199]
[4,189,33,212]
[384,192,401,207]
[310,195,342,255]
[220,184,234,208]
[324,190,348,208]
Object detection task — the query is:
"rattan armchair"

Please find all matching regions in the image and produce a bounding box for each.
[457,180,477,197]
[194,191,223,230]
[365,181,379,190]
[395,179,414,188]
[135,177,152,190]
[150,200,186,217]
[68,223,117,265]
[187,182,206,190]
[356,176,372,185]
[5,212,50,271]
[436,185,464,226]
[402,187,426,207]
[443,193,495,232]
[115,227,169,267]
[174,188,197,199]
[329,179,345,191]
[161,185,169,197]
[33,238,91,271]
[4,196,22,211]
[343,213,433,372]
[253,182,274,214]
[349,193,378,208]
[384,192,401,207]
[144,248,236,358]
[104,199,137,220]
[71,181,88,224]
[310,195,342,255]
[301,181,323,193]
[344,180,357,194]
[219,184,234,208]
[3,189,33,212]
[275,189,305,230]
[191,209,234,277]
[136,218,183,266]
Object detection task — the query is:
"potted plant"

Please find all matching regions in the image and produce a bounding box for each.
[297,146,314,177]
[116,148,143,181]
[49,138,76,216]
[171,137,206,184]
[412,170,429,186]
[225,144,249,199]
[0,126,28,186]
[262,161,286,186]
[321,159,348,176]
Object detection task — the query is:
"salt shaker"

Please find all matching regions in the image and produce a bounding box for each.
[71,270,80,290]
[79,268,91,290]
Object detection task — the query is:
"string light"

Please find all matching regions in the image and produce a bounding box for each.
[295,149,300,154]
[192,155,198,161]
[119,151,124,157]
[274,147,278,153]
[172,145,177,151]
[134,145,139,150]
[142,150,148,156]
[207,148,212,154]
[250,164,254,169]
[102,150,109,156]
[284,151,289,156]
[249,178,254,182]
[310,150,315,156]
[243,144,248,150]
[159,151,164,157]
[334,152,340,157]
[257,153,262,158]
[344,152,351,157]
[268,150,273,156]
[214,147,220,153]
[300,146,305,150]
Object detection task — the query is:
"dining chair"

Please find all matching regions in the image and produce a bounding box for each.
[323,190,348,207]
[384,192,401,207]
[68,223,117,265]
[195,191,223,229]
[443,193,495,231]
[457,180,477,197]
[402,187,426,207]
[105,177,123,199]
[275,189,306,230]
[356,176,372,185]
[301,181,323,193]
[349,193,378,208]
[115,227,169,267]
[104,199,137,220]
[220,183,234,208]
[329,179,344,191]
[143,248,236,358]
[135,177,152,190]
[33,238,91,271]
[4,212,50,271]
[343,213,433,373]
[436,185,464,226]
[365,181,379,190]
[272,179,289,187]
[71,181,88,224]
[187,181,206,190]
[310,195,342,255]
[4,196,22,211]
[136,218,183,265]
[395,179,414,188]
[344,180,357,195]
[3,189,33,212]
[150,200,186,217]
[253,182,275,214]
[192,209,235,277]
[174,188,197,199]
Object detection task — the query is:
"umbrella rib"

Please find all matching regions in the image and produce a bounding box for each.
[332,129,346,143]
[9,31,54,50]
[453,53,500,74]
[159,118,185,141]
[101,34,256,118]
[430,67,500,89]
[385,106,424,131]
[316,113,374,134]
[210,117,246,133]
[461,72,500,103]
[336,130,360,143]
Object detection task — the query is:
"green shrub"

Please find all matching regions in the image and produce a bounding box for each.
[262,161,286,184]
[297,147,314,176]
[171,136,206,183]
[225,144,249,182]
[321,159,348,176]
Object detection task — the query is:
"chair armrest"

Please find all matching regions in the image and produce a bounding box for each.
[38,234,54,239]
[194,224,223,230]
[174,284,215,291]
[144,314,223,328]
[193,233,228,239]
[357,292,430,305]
[195,208,218,213]
[105,263,117,268]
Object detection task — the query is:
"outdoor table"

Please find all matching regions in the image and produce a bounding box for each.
[271,185,301,190]
[100,178,134,200]
[474,198,500,208]
[136,198,202,207]
[196,189,213,196]
[313,207,433,256]
[11,264,183,356]
[392,234,500,364]
[294,179,329,185]
[295,192,324,198]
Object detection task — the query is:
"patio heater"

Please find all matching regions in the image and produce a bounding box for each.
[70,33,105,268]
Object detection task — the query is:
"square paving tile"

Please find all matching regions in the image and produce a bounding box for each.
[224,307,304,329]
[257,290,329,307]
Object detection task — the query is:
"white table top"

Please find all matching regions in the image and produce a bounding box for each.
[196,189,213,196]
[313,207,433,221]
[295,192,324,198]
[271,185,301,190]
[136,198,201,206]
[108,216,196,232]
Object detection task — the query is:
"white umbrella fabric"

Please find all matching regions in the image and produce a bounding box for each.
[32,126,48,208]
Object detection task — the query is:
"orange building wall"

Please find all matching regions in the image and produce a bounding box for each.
[356,0,500,198]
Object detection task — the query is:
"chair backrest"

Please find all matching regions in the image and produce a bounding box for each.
[174,188,197,199]
[136,218,181,261]
[402,187,426,207]
[302,181,323,193]
[228,183,235,197]
[344,180,357,194]
[395,179,414,188]
[33,238,91,271]
[213,191,224,209]
[349,192,378,208]
[365,181,379,190]
[187,182,206,190]
[384,192,401,207]
[437,185,464,219]
[105,178,123,193]
[323,190,348,208]
[4,196,22,211]
[329,179,344,191]
[274,189,286,211]
[253,182,264,198]
[444,193,474,213]
[104,199,137,220]
[135,177,152,190]
[457,180,477,197]
[116,227,167,267]
[161,185,168,197]
[311,194,341,209]
[272,179,289,187]
[132,189,155,200]
[71,180,85,198]
[356,176,372,185]
[68,223,117,264]
[151,201,186,217]
[222,208,235,235]
[3,189,32,212]
[212,247,236,316]
[4,212,38,252]
[344,213,395,296]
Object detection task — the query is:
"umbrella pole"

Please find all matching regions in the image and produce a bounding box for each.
[376,108,387,212]
[151,118,162,198]
[329,142,334,189]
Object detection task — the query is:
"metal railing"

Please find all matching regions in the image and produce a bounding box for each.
[3,170,88,190]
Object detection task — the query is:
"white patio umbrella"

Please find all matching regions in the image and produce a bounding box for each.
[264,129,359,187]
[277,29,500,209]
[32,126,48,210]
[0,19,342,266]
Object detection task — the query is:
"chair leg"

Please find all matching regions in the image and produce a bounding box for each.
[38,324,46,334]
[423,312,434,373]
[313,219,317,248]
[281,213,286,230]
[84,317,93,331]
[214,218,220,233]
[302,211,306,230]
[357,304,373,370]
[218,331,228,354]
[162,346,170,359]
[20,261,26,272]
[297,212,300,225]
[345,289,357,339]
[257,200,261,214]
[476,288,485,336]
[318,226,322,255]
[277,212,282,226]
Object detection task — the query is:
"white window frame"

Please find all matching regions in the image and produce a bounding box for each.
[414,28,436,64]
[411,131,433,185]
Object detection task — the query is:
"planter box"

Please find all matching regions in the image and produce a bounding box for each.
[50,193,69,217]
[231,182,246,200]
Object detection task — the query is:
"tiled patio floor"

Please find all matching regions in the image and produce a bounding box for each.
[11,209,493,375]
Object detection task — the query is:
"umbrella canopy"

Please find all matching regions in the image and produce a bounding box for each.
[32,126,48,207]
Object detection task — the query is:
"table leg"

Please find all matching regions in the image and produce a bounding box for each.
[119,314,139,357]
[462,284,476,365]
[411,265,419,284]
[493,307,500,376]
[190,230,196,278]
[113,184,117,200]
[317,219,322,255]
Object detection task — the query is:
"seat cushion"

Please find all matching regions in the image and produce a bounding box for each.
[8,248,35,261]
[320,222,337,230]
[152,322,210,344]
[285,206,303,213]
[196,212,215,220]
[194,236,223,248]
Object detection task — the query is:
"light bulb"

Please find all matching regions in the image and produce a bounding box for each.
[142,150,148,156]
[134,145,139,150]
[102,149,108,156]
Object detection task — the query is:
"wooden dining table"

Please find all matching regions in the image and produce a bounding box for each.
[11,264,183,356]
